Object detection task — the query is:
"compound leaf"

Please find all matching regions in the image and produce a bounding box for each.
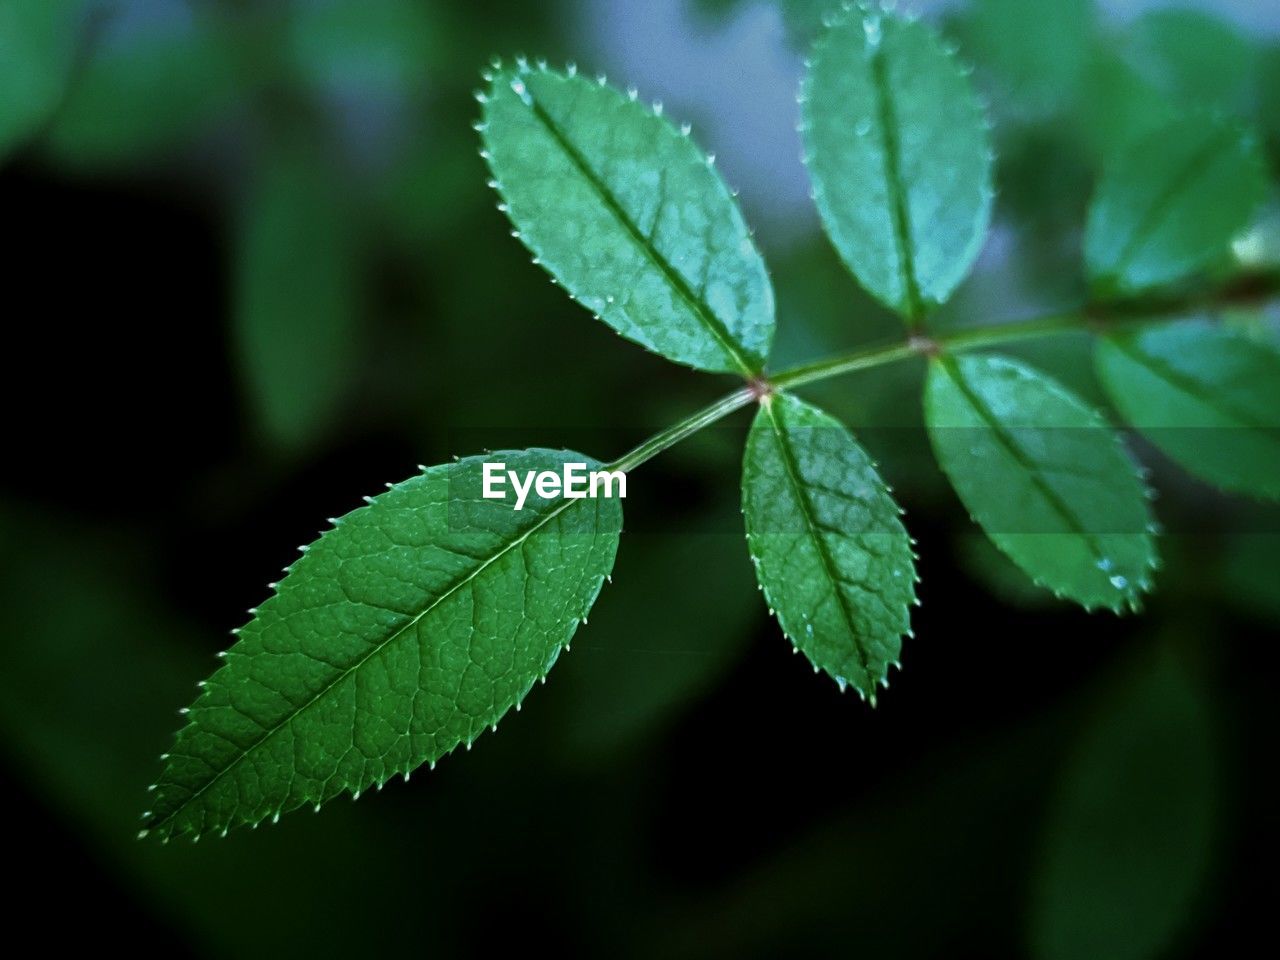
[924,353,1157,611]
[1096,319,1280,500]
[742,391,916,701]
[143,450,622,841]
[481,61,774,375]
[802,7,993,321]
[1084,115,1267,295]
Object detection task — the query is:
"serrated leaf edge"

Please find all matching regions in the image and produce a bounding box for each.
[743,391,918,704]
[144,454,617,842]
[798,2,996,320]
[1097,326,1280,500]
[927,354,1159,613]
[477,57,772,376]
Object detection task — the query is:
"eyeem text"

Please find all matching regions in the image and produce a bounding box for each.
[481,462,627,511]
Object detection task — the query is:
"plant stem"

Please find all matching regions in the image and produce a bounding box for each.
[770,310,1085,389]
[775,273,1279,388]
[612,275,1280,471]
[610,386,757,472]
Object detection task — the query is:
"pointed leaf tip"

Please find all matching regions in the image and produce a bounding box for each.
[145,450,622,839]
[742,392,916,698]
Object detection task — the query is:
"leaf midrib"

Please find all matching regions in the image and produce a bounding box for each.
[937,358,1115,569]
[762,399,874,687]
[1107,334,1278,433]
[150,491,586,835]
[1106,129,1229,282]
[521,88,757,377]
[869,34,924,322]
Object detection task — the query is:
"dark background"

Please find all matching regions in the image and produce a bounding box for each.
[1,1,1277,956]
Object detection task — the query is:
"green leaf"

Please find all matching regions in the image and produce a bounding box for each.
[1084,115,1268,295]
[924,353,1156,611]
[1122,9,1258,116]
[43,21,239,168]
[1230,197,1280,273]
[802,7,993,321]
[234,153,359,448]
[742,391,916,701]
[1096,320,1280,500]
[287,0,438,95]
[1263,43,1280,147]
[1031,646,1217,960]
[969,0,1092,114]
[0,0,83,160]
[143,450,622,840]
[1075,50,1171,162]
[480,61,774,375]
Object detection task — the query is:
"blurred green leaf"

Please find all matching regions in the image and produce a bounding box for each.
[1230,194,1280,272]
[43,19,240,168]
[1073,48,1173,163]
[743,392,915,700]
[1096,319,1280,500]
[802,7,992,322]
[144,452,622,841]
[288,0,437,94]
[481,63,774,375]
[1084,115,1268,296]
[1030,644,1217,960]
[1122,9,1257,117]
[1073,9,1264,166]
[969,0,1092,114]
[924,353,1156,611]
[0,0,83,160]
[552,531,756,758]
[235,153,360,448]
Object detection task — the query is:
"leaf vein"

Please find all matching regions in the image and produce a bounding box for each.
[764,399,875,685]
[1108,335,1276,432]
[149,494,584,834]
[1109,132,1228,282]
[522,93,756,375]
[938,358,1109,561]
[870,41,924,322]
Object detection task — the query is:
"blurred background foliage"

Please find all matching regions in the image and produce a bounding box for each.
[1,0,1276,956]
